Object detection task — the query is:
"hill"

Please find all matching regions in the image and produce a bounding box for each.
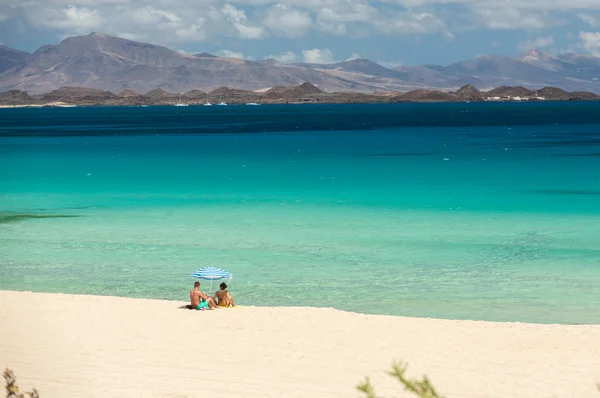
[454,85,484,101]
[1,83,598,106]
[0,33,391,94]
[0,46,30,74]
[40,87,119,104]
[2,34,600,94]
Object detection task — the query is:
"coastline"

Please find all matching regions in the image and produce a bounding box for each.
[1,83,598,108]
[0,97,589,108]
[2,290,599,398]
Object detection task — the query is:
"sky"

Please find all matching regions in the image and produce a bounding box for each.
[1,0,600,66]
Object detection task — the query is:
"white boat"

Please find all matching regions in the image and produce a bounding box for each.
[246,102,260,106]
[217,101,228,106]
[204,102,212,106]
[175,93,188,107]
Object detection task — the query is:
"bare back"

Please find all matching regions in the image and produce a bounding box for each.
[190,289,205,307]
[215,290,230,306]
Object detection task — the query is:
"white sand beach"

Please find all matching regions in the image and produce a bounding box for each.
[1,290,599,398]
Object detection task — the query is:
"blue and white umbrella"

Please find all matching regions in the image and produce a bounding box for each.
[191,267,233,291]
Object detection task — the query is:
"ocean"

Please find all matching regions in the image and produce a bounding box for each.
[1,102,599,324]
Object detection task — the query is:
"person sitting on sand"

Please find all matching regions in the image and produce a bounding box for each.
[190,281,218,310]
[213,282,235,308]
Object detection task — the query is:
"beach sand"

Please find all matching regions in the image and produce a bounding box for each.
[1,290,599,398]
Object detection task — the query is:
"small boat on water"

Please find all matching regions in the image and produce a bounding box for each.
[204,102,212,106]
[217,101,228,106]
[246,102,260,106]
[174,93,189,107]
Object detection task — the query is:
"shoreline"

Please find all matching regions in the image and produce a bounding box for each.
[2,288,596,327]
[0,98,593,108]
[2,290,599,397]
[1,84,599,107]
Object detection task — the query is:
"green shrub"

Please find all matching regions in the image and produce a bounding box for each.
[359,362,599,398]
[358,362,442,398]
[4,369,39,398]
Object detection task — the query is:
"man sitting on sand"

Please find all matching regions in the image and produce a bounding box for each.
[213,282,235,308]
[190,281,218,310]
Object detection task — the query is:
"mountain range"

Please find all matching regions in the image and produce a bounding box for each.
[2,32,600,94]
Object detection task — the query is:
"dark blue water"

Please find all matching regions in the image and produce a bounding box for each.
[2,102,600,136]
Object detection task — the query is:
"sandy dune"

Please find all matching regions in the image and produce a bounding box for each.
[1,290,599,397]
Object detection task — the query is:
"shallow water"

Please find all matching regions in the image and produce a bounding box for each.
[1,103,599,323]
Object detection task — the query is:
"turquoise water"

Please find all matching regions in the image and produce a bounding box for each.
[1,103,600,324]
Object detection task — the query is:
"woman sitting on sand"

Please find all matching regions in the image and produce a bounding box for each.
[213,282,235,307]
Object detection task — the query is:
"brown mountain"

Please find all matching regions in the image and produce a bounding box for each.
[0,33,396,94]
[119,89,140,97]
[296,82,324,95]
[567,91,598,100]
[454,85,484,101]
[144,88,178,100]
[0,89,32,105]
[264,82,325,100]
[183,89,206,100]
[40,86,119,104]
[534,87,570,100]
[1,84,598,107]
[485,86,534,97]
[209,87,252,97]
[4,33,600,95]
[392,90,458,102]
[0,45,31,74]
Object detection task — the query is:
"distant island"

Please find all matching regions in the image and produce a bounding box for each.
[2,32,599,106]
[2,32,600,96]
[0,83,597,107]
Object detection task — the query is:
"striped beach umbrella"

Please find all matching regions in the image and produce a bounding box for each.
[191,267,233,291]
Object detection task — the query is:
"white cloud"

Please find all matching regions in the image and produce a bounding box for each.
[517,35,554,52]
[221,4,247,24]
[175,20,208,42]
[578,13,600,27]
[27,5,104,31]
[378,60,403,68]
[302,48,335,64]
[263,4,312,38]
[268,50,297,63]
[345,53,362,61]
[387,0,600,9]
[316,3,378,35]
[234,23,265,39]
[10,1,269,44]
[216,49,249,59]
[130,7,180,25]
[221,3,265,39]
[473,7,551,30]
[578,31,600,56]
[7,0,600,52]
[378,11,446,35]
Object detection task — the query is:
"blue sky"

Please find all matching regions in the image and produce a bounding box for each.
[1,0,600,66]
